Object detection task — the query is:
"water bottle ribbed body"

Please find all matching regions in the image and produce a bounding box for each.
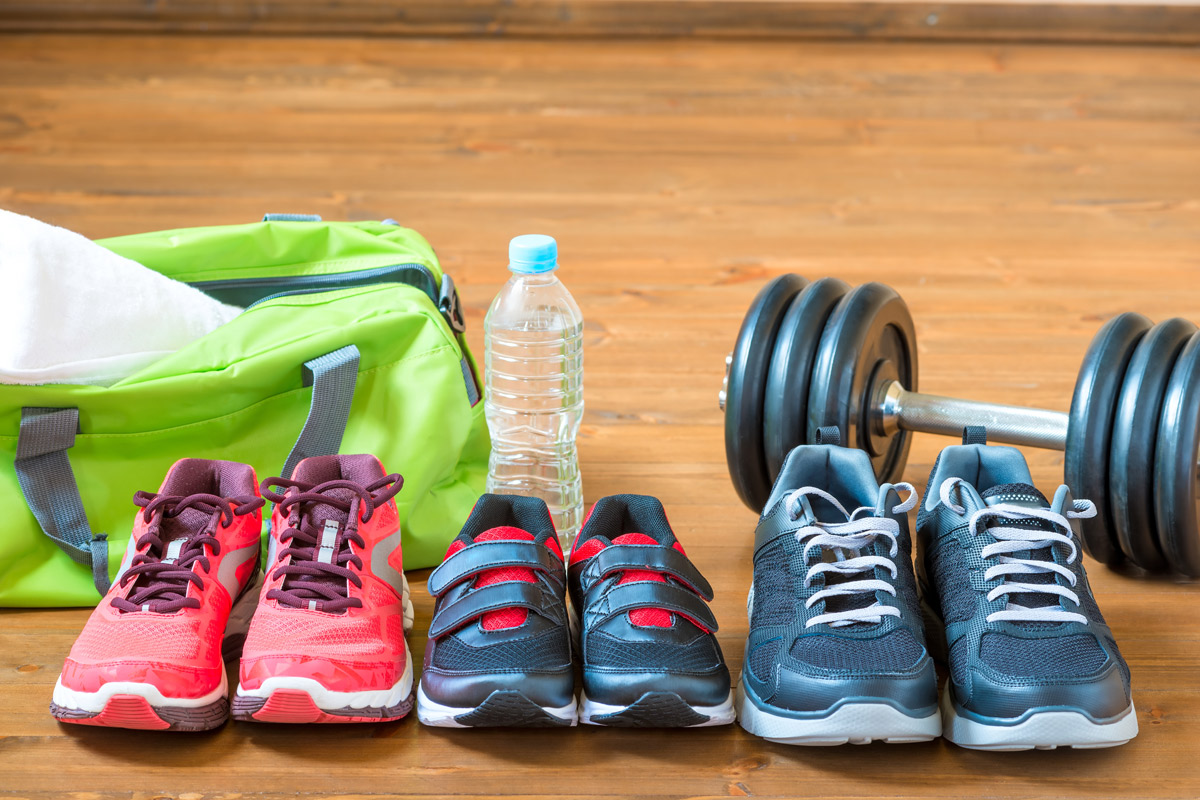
[484,271,584,547]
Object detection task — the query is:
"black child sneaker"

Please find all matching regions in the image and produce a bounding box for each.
[567,495,734,727]
[738,429,941,745]
[416,494,576,727]
[917,428,1138,750]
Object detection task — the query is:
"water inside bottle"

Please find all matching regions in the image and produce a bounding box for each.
[485,276,584,547]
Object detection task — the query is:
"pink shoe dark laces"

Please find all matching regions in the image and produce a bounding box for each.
[112,491,264,614]
[261,474,402,613]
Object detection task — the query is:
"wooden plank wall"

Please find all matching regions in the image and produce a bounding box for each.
[2,0,1199,44]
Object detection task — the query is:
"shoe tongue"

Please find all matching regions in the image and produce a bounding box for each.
[792,492,849,526]
[473,526,537,631]
[157,507,212,545]
[803,504,886,626]
[979,482,1059,615]
[304,487,357,530]
[612,533,668,577]
[610,533,673,628]
[567,532,675,627]
[290,455,381,531]
[127,501,216,611]
[981,483,1049,508]
[815,545,880,625]
[476,526,536,547]
[273,479,369,612]
[613,531,667,546]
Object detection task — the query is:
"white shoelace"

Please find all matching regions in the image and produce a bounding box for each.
[938,478,1097,625]
[784,483,918,628]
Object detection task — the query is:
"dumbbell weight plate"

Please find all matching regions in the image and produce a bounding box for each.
[1110,318,1197,571]
[763,277,850,479]
[1154,331,1200,577]
[1066,313,1153,567]
[724,274,808,510]
[807,282,917,485]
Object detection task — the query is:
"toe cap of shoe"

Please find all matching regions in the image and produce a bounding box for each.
[59,657,221,699]
[238,653,403,693]
[749,657,939,716]
[953,662,1131,722]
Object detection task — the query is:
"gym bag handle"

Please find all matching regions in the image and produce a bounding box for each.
[14,343,361,599]
[14,407,110,597]
[281,344,360,479]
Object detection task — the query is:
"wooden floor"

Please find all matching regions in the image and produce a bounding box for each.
[1,33,1199,799]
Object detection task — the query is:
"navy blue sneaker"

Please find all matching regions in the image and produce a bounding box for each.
[568,495,734,727]
[917,430,1138,750]
[416,494,576,727]
[738,431,940,745]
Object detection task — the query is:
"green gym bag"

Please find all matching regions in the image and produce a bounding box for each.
[0,215,489,607]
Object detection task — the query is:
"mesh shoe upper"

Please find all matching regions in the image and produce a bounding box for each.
[742,445,936,716]
[917,442,1133,721]
[789,628,927,672]
[568,494,731,707]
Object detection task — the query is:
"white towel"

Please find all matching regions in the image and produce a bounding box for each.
[0,209,242,387]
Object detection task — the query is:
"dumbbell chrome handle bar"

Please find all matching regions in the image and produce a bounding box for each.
[718,350,1072,451]
[873,380,1068,451]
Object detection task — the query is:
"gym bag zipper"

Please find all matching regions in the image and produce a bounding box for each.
[188,263,466,333]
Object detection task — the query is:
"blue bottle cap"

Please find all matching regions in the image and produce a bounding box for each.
[508,234,558,274]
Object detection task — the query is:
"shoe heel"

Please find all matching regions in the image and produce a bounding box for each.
[222,572,262,662]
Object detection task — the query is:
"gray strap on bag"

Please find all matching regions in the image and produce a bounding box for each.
[14,407,111,597]
[15,345,359,597]
[280,344,361,478]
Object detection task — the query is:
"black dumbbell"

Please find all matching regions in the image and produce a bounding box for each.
[719,274,1200,577]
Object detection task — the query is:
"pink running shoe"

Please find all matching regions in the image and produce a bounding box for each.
[232,454,413,723]
[50,459,264,731]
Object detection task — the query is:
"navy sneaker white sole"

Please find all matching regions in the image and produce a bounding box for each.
[415,683,578,728]
[940,684,1139,751]
[579,689,736,728]
[737,679,941,746]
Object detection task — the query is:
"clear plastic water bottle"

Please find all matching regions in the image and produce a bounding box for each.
[484,234,584,547]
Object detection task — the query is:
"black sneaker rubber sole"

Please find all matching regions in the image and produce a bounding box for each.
[453,690,575,728]
[588,691,712,728]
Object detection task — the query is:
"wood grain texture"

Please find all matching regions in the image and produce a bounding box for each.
[0,33,1199,799]
[1,0,1199,44]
